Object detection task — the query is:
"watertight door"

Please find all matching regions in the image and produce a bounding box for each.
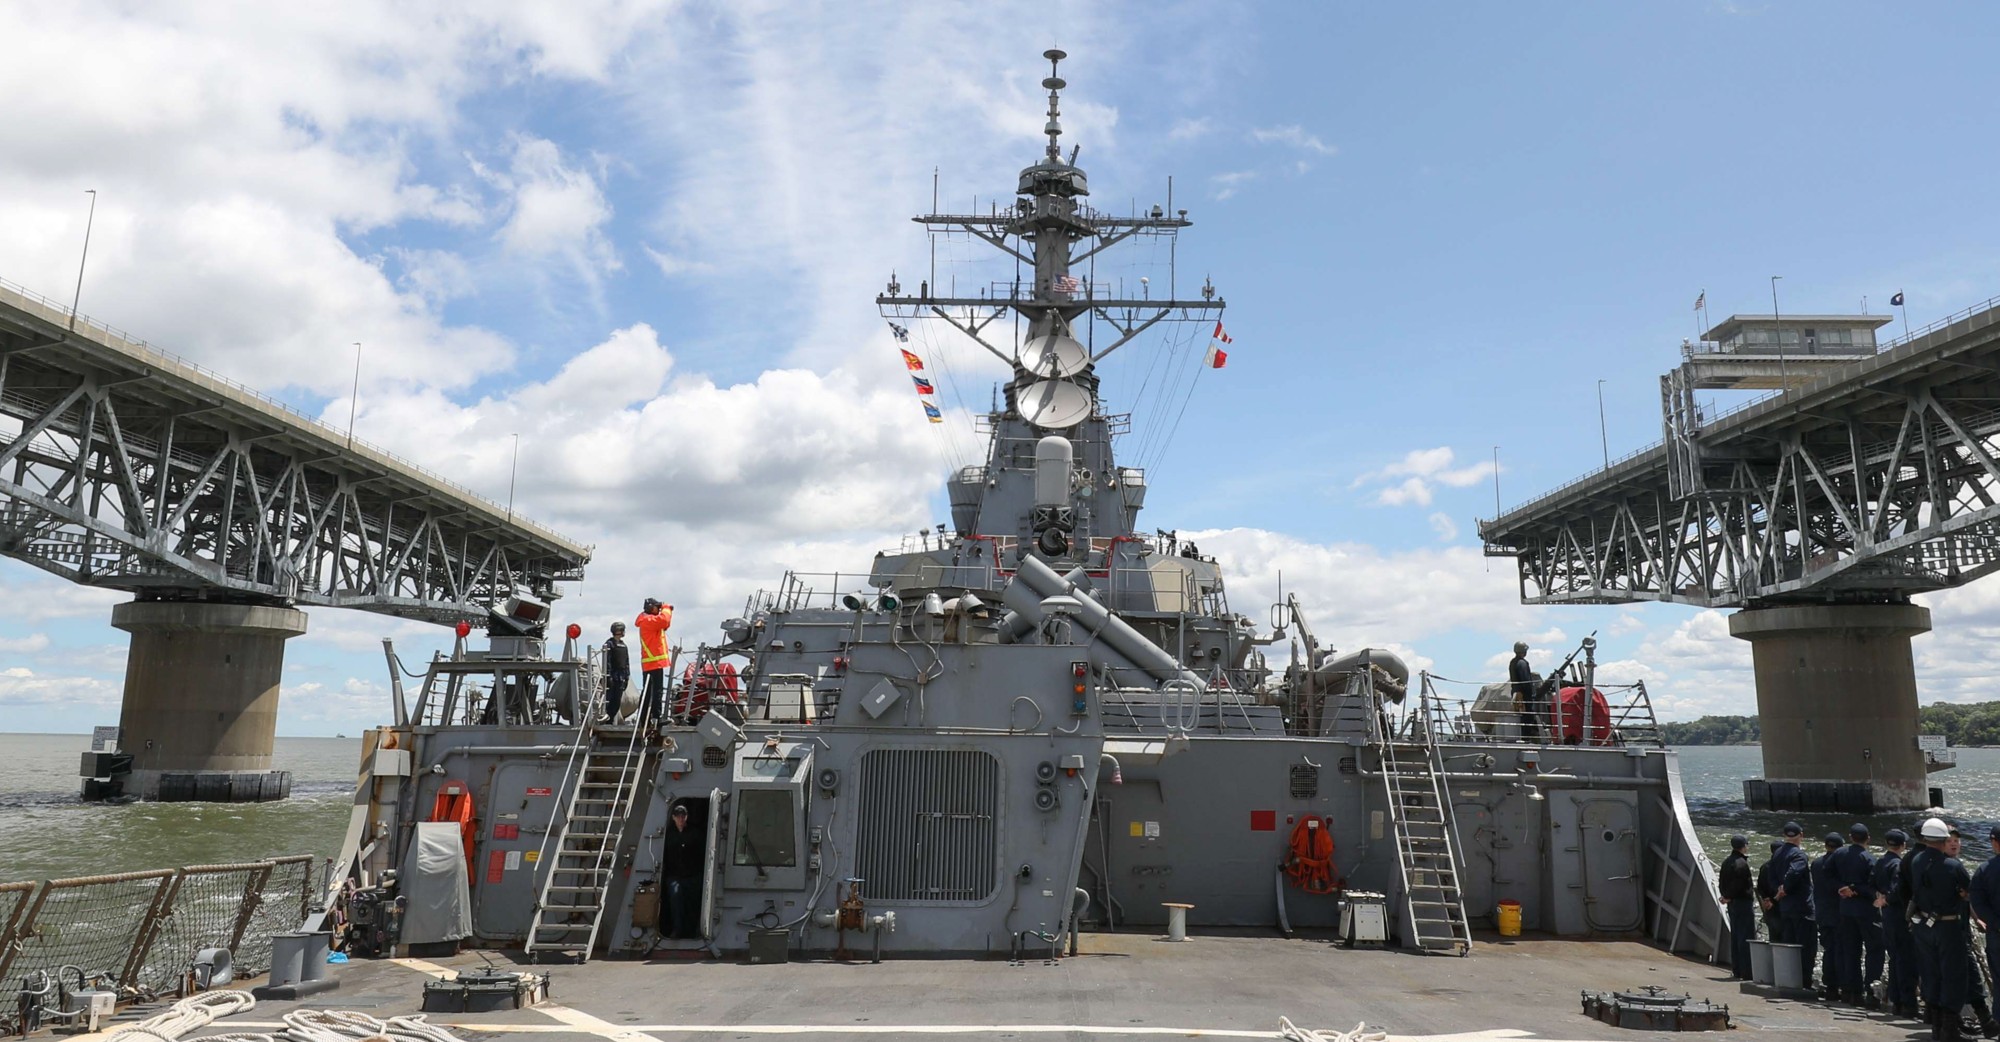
[701,787,727,940]
[1577,793,1643,932]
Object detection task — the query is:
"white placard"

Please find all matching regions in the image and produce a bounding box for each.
[90,726,120,752]
[1917,734,1947,752]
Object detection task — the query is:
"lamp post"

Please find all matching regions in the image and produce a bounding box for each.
[68,190,97,334]
[1596,379,1609,469]
[1770,275,1787,389]
[345,342,362,450]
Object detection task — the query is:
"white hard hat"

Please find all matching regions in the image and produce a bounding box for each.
[1919,817,1951,840]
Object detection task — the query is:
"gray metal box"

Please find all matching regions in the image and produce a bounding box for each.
[746,928,789,964]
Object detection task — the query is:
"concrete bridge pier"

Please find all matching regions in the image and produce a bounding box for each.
[85,600,309,802]
[1729,603,1937,814]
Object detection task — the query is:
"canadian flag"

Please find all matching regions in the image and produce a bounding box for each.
[1204,344,1228,369]
[1213,320,1233,344]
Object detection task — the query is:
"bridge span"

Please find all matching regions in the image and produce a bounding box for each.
[0,277,590,800]
[1480,296,2000,812]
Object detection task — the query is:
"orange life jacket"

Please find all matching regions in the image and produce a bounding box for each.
[1284,817,1341,895]
[636,608,674,671]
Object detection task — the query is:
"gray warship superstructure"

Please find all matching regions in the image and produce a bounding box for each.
[330,51,1726,965]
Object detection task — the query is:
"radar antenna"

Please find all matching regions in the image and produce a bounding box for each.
[877,50,1226,431]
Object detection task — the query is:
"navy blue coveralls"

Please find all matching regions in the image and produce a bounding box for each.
[1776,842,1816,972]
[1811,847,1841,989]
[1719,848,1757,978]
[1831,840,1879,997]
[1912,844,1972,1017]
[1879,848,1917,1010]
[1758,845,1784,935]
[1970,855,2000,1015]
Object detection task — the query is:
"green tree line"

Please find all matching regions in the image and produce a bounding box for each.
[1660,702,2000,746]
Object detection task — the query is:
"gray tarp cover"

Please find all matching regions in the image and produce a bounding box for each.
[402,820,473,942]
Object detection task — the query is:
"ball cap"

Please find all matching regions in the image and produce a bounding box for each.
[1989,826,2000,843]
[1919,816,1952,840]
[1886,828,1908,845]
[1823,832,1844,848]
[1730,834,1749,850]
[1849,823,1870,839]
[1782,821,1803,836]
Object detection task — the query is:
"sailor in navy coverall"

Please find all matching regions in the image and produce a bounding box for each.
[1811,832,1844,995]
[1773,822,1816,980]
[1877,828,1918,1016]
[1830,822,1879,1003]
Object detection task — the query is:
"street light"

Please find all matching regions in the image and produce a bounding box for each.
[1770,275,1787,389]
[345,342,362,450]
[1596,379,1609,469]
[68,190,97,334]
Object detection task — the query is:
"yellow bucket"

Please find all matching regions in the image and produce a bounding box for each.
[1497,899,1523,937]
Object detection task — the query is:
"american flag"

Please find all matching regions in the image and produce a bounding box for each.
[1053,275,1081,294]
[1693,291,1705,312]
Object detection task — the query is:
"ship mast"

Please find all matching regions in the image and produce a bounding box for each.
[877,49,1225,431]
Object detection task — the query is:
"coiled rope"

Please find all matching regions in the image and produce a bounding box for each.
[106,992,472,1042]
[1277,1016,1388,1042]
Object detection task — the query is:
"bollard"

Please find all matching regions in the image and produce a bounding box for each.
[1162,902,1193,942]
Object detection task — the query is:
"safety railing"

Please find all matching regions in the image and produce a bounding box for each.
[1414,675,1662,747]
[0,854,314,1028]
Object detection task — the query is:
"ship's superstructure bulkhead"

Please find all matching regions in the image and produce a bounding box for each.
[336,49,1723,963]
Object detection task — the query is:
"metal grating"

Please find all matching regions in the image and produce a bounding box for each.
[1289,763,1319,799]
[856,749,1000,903]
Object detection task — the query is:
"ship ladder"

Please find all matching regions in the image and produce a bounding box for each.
[523,710,651,962]
[1378,694,1471,955]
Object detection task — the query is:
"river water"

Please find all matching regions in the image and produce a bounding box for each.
[2,735,1996,883]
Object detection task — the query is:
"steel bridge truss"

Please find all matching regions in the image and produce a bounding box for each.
[0,281,588,621]
[1484,299,2000,608]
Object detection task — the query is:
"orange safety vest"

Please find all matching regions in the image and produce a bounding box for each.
[636,608,674,671]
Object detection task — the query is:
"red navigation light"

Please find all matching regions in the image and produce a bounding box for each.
[566,623,583,640]
[1071,661,1087,677]
[454,620,472,638]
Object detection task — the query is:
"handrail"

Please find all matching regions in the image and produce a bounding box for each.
[0,275,586,555]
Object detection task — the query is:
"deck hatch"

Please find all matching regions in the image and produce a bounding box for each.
[856,749,1000,903]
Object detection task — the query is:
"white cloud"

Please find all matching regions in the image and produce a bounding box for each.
[1427,512,1458,541]
[1211,170,1258,200]
[0,666,121,708]
[1361,447,1497,508]
[1168,117,1213,141]
[1250,124,1337,156]
[0,634,51,655]
[493,136,618,279]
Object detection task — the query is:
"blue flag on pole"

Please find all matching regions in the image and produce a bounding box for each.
[1890,292,1905,307]
[922,402,942,423]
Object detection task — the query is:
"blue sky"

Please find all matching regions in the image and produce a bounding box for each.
[2,1,1998,736]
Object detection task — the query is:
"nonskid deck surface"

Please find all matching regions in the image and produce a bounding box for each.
[137,934,1893,1042]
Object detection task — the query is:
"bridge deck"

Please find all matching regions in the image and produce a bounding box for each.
[0,277,588,620]
[1479,294,2000,607]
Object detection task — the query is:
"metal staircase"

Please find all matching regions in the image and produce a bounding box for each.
[524,713,650,961]
[1379,709,1471,955]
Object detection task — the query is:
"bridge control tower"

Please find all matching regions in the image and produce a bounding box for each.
[1483,297,2000,814]
[0,278,589,802]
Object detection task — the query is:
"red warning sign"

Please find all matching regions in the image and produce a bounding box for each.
[493,824,519,840]
[525,787,552,797]
[486,850,506,884]
[1250,809,1277,832]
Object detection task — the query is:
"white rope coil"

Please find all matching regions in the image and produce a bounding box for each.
[102,992,472,1042]
[1277,1015,1388,1042]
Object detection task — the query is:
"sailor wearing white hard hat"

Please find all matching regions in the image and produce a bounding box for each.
[1910,816,1973,1040]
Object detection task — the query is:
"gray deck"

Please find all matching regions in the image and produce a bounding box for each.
[140,933,1917,1042]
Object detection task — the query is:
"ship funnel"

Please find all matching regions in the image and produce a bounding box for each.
[1035,436,1073,506]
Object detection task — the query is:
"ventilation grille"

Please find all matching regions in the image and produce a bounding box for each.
[1290,763,1320,799]
[856,749,1000,903]
[702,747,728,768]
